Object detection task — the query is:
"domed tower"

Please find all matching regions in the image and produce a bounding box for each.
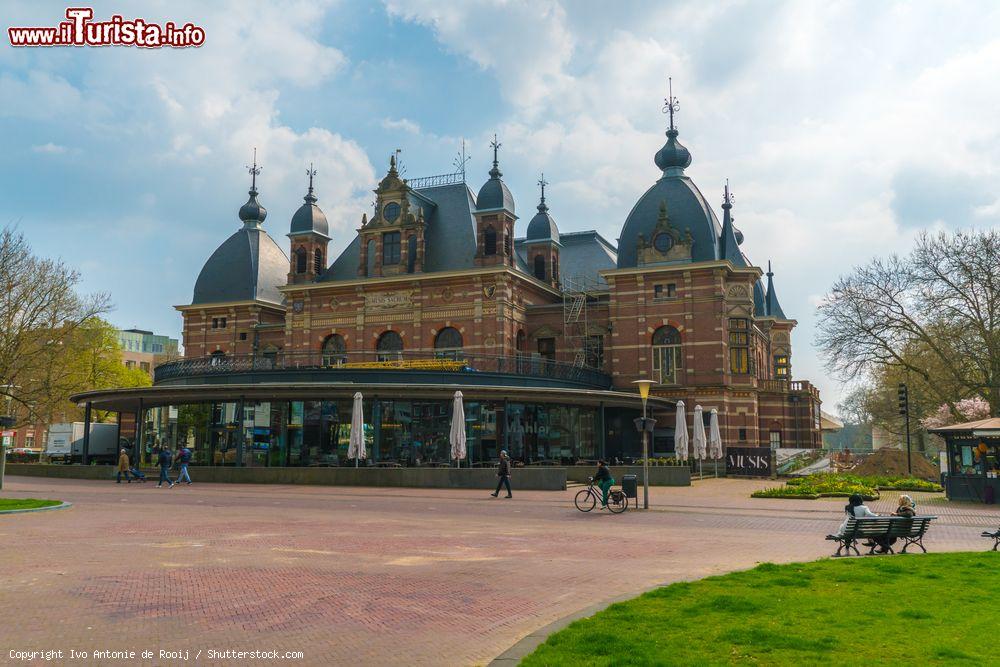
[617,81,720,268]
[191,154,288,307]
[525,174,561,287]
[474,135,516,268]
[287,164,331,284]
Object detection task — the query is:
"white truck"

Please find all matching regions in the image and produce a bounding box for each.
[45,422,122,464]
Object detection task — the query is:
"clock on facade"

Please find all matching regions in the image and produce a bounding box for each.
[383,202,401,223]
[653,232,674,253]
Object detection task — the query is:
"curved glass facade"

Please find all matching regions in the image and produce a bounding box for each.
[140,398,618,467]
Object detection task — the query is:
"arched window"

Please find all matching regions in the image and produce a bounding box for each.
[210,350,226,367]
[533,254,546,281]
[516,330,526,352]
[376,330,403,361]
[552,254,559,282]
[321,334,346,366]
[651,325,682,384]
[407,235,417,273]
[434,327,464,360]
[366,239,376,277]
[313,248,324,275]
[505,233,513,257]
[484,226,497,256]
[295,247,307,274]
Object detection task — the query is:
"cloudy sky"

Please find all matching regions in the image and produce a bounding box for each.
[3,1,999,413]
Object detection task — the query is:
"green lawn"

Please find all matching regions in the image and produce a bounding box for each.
[0,498,61,511]
[522,553,999,666]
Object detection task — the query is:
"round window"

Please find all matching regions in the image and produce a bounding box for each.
[653,233,674,253]
[383,202,401,222]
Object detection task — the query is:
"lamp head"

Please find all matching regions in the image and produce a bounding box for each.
[632,379,654,401]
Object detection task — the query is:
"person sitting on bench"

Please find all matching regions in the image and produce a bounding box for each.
[837,493,878,536]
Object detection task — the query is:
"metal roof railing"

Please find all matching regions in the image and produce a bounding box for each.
[153,350,613,389]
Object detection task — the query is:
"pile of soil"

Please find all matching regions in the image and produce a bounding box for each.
[851,447,939,480]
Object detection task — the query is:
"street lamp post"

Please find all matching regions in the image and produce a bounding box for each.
[633,380,655,510]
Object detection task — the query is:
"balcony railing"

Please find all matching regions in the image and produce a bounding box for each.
[759,378,820,399]
[153,350,612,389]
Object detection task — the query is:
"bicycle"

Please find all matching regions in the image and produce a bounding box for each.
[575,477,628,513]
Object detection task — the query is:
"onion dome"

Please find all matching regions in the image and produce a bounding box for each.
[525,173,559,242]
[192,156,287,306]
[617,84,722,268]
[476,134,515,214]
[289,164,330,238]
[238,150,267,228]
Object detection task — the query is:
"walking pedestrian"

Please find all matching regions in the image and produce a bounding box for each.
[491,450,512,498]
[116,448,131,484]
[156,446,174,488]
[175,446,193,485]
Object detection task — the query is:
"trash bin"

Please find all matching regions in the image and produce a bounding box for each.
[621,474,637,499]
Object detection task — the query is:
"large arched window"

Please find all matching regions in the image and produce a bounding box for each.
[295,247,307,274]
[313,248,324,275]
[484,226,497,256]
[651,325,682,384]
[533,254,546,281]
[321,334,346,366]
[434,327,464,360]
[376,330,403,361]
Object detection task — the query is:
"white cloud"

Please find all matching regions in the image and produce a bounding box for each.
[31,142,66,154]
[381,117,422,134]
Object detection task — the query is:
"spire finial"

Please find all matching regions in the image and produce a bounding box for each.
[246,147,261,194]
[767,260,774,277]
[536,173,549,213]
[722,179,734,209]
[304,163,317,203]
[488,134,502,179]
[662,77,679,134]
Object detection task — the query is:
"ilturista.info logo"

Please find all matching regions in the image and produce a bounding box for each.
[8,7,205,48]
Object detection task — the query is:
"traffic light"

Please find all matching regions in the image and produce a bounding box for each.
[897,383,908,416]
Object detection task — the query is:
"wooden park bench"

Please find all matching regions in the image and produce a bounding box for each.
[982,527,1000,551]
[826,516,937,557]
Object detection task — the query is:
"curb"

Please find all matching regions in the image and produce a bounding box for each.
[0,501,73,515]
[488,584,670,665]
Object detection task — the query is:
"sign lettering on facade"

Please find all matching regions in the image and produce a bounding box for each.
[725,446,773,477]
[365,291,413,310]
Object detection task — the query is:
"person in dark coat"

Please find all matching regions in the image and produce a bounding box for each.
[491,450,512,498]
[594,460,615,508]
[156,446,174,488]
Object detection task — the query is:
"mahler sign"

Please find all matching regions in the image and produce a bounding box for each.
[725,446,774,477]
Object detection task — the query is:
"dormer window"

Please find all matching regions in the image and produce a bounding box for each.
[382,232,401,265]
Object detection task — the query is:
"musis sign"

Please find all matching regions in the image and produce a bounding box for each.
[725,446,773,477]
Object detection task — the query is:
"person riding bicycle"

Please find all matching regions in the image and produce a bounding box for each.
[594,460,614,508]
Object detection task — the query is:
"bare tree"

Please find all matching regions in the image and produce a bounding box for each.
[817,229,1000,417]
[0,226,112,425]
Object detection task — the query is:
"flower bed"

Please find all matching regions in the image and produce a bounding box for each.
[751,473,943,500]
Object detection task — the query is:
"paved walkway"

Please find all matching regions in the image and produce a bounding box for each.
[2,476,997,666]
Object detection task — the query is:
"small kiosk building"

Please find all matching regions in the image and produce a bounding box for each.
[931,418,1000,503]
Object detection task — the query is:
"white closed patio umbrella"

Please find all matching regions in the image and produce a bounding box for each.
[692,404,707,477]
[348,392,365,467]
[674,400,689,463]
[709,408,724,476]
[449,390,467,468]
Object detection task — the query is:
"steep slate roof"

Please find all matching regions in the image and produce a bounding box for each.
[516,231,617,287]
[765,262,788,319]
[192,226,288,306]
[321,182,479,281]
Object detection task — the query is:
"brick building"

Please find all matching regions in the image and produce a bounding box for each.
[75,105,822,468]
